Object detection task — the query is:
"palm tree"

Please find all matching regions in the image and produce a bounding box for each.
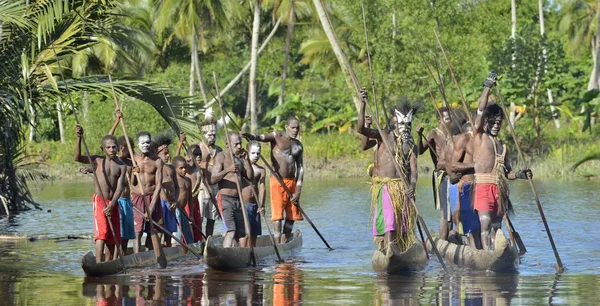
[558,0,600,90]
[248,0,261,133]
[154,0,226,102]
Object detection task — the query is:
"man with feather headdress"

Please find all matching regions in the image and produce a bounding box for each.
[357,89,419,255]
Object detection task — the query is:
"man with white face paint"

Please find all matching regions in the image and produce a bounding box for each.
[131,131,164,253]
[239,141,266,248]
[416,105,453,240]
[472,71,532,251]
[197,118,223,237]
[357,89,419,255]
[242,116,304,244]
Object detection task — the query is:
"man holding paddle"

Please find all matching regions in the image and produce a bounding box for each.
[74,126,127,262]
[357,89,419,255]
[211,132,254,247]
[472,71,532,251]
[243,116,304,244]
[197,118,222,237]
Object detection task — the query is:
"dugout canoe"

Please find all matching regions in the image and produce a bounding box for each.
[372,239,429,274]
[204,230,302,271]
[81,242,204,277]
[427,230,518,272]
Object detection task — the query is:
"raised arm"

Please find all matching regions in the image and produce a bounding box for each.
[242,131,276,142]
[107,111,122,136]
[359,115,377,151]
[176,132,186,156]
[74,125,99,164]
[357,88,381,139]
[474,71,497,133]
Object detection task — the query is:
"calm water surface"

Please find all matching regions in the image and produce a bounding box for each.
[0,178,599,305]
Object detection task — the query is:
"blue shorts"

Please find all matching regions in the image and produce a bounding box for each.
[245,203,262,236]
[176,209,194,244]
[449,182,460,215]
[118,197,135,239]
[161,199,178,233]
[459,182,480,234]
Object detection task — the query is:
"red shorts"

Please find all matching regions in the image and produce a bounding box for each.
[473,183,501,216]
[186,199,203,242]
[92,194,121,245]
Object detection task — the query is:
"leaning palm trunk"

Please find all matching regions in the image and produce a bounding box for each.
[510,0,517,125]
[205,19,281,108]
[248,0,261,133]
[57,99,65,144]
[312,0,362,111]
[193,31,208,104]
[276,0,295,125]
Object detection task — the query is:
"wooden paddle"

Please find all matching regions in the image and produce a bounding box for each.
[213,72,257,267]
[107,75,168,269]
[495,86,563,272]
[51,43,123,262]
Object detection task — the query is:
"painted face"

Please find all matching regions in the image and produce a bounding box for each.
[486,116,502,137]
[441,110,451,124]
[228,134,242,155]
[394,109,413,133]
[202,125,217,146]
[157,146,170,163]
[138,135,151,154]
[286,120,300,138]
[249,144,261,164]
[103,139,118,159]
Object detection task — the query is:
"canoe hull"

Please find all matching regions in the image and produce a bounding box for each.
[81,242,204,277]
[372,240,429,274]
[427,230,519,272]
[204,230,303,271]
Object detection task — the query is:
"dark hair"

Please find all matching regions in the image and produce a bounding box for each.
[286,115,299,124]
[483,103,503,120]
[152,131,173,148]
[136,131,151,141]
[187,144,200,157]
[117,135,133,148]
[439,106,449,114]
[449,121,462,136]
[461,121,472,133]
[247,140,260,150]
[172,155,187,166]
[101,135,118,146]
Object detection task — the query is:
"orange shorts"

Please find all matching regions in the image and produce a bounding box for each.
[270,177,303,222]
[92,194,121,246]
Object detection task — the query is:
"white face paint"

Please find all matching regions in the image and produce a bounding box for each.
[202,125,216,145]
[249,144,261,164]
[138,135,151,154]
[394,109,413,133]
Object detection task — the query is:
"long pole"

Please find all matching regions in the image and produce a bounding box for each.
[495,86,564,272]
[361,2,387,125]
[212,72,256,266]
[107,75,168,269]
[51,44,123,260]
[218,107,333,251]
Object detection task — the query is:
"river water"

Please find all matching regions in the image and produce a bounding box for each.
[0,178,599,305]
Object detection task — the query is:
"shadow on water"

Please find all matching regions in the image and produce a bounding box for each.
[1,179,600,304]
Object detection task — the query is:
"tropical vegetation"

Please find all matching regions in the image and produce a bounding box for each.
[2,0,600,216]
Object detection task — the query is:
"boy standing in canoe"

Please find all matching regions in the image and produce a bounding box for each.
[472,71,532,250]
[74,126,126,262]
[172,155,194,244]
[211,132,254,247]
[153,132,179,247]
[239,141,266,248]
[242,116,304,244]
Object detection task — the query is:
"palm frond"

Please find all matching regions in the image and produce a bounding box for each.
[571,153,600,171]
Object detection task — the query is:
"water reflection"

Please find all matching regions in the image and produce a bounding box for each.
[273,264,303,306]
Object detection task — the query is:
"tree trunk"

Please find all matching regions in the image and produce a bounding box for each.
[57,99,65,144]
[206,19,281,108]
[189,54,195,96]
[28,102,35,142]
[193,30,208,104]
[248,0,261,133]
[509,0,517,126]
[589,39,598,90]
[276,0,295,125]
[312,0,362,110]
[538,0,560,128]
[82,90,89,124]
[593,0,600,90]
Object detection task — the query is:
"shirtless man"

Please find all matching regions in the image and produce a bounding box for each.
[196,119,222,237]
[239,141,266,248]
[172,156,194,245]
[472,71,532,250]
[243,116,304,244]
[131,131,164,253]
[417,107,452,240]
[446,121,481,248]
[357,90,419,255]
[153,132,179,247]
[107,111,135,252]
[74,126,126,262]
[211,132,254,247]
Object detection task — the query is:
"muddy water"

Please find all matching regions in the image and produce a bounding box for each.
[0,178,599,305]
